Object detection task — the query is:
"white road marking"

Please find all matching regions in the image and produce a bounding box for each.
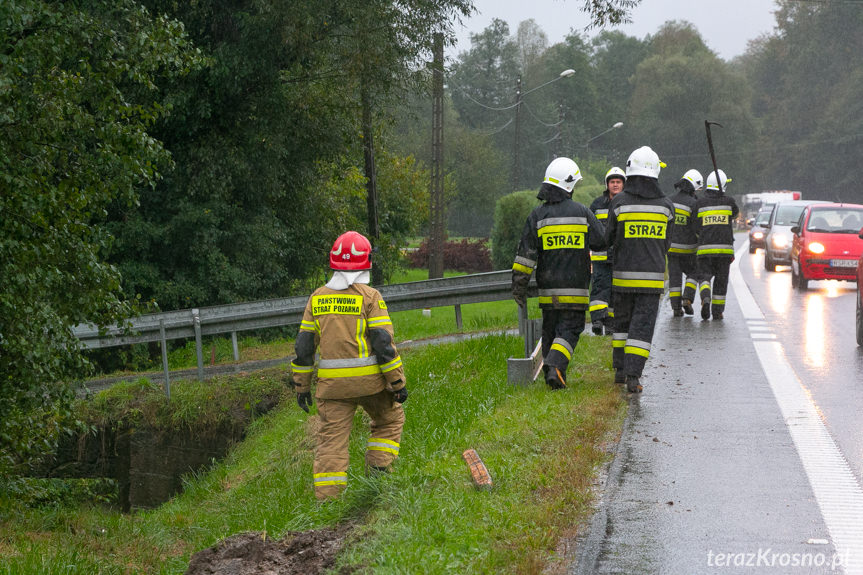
[732,241,863,573]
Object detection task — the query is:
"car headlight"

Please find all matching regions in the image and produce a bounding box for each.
[807,241,825,254]
[771,234,788,248]
[752,231,764,240]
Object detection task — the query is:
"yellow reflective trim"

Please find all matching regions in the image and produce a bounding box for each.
[597,213,608,220]
[591,254,608,261]
[625,345,650,358]
[550,342,572,361]
[368,316,392,326]
[698,248,734,255]
[381,357,403,372]
[699,209,732,217]
[300,320,317,332]
[367,446,399,455]
[314,472,347,478]
[617,212,668,222]
[669,291,681,297]
[613,278,665,289]
[317,364,382,378]
[538,224,588,235]
[612,340,625,348]
[369,438,399,447]
[356,318,368,358]
[546,176,560,184]
[513,262,533,274]
[712,298,726,305]
[538,296,553,304]
[291,362,314,373]
[558,295,589,304]
[589,303,608,312]
[668,247,696,254]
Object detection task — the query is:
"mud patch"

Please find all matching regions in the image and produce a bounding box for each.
[184,523,355,575]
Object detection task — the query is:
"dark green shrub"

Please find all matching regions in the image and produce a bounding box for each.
[490,190,541,270]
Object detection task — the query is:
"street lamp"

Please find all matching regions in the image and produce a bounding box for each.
[512,68,576,190]
[584,121,623,160]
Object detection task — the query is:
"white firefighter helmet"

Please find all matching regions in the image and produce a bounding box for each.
[543,157,582,194]
[625,146,666,178]
[605,166,627,184]
[682,169,703,190]
[706,169,731,191]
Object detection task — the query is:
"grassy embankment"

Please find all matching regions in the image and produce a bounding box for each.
[2,270,626,574]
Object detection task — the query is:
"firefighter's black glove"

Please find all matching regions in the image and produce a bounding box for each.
[296,391,313,413]
[392,385,408,404]
[513,291,526,308]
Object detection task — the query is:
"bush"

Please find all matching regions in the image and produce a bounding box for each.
[406,238,492,273]
[490,190,540,270]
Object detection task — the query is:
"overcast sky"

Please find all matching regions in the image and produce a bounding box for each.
[449,0,779,61]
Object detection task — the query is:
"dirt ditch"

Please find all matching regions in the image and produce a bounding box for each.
[184,523,357,575]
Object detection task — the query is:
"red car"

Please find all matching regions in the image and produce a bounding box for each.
[858,245,863,345]
[790,203,863,291]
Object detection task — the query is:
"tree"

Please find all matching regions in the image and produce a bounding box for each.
[0,0,196,478]
[625,22,755,190]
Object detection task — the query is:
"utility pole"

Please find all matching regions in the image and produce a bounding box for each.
[361,82,382,286]
[428,33,445,280]
[511,76,522,191]
[554,103,564,159]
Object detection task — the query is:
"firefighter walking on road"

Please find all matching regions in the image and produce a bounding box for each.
[694,170,739,320]
[588,167,626,334]
[604,146,675,393]
[512,157,605,390]
[668,169,703,317]
[291,231,407,500]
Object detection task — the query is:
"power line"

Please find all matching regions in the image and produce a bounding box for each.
[521,100,562,128]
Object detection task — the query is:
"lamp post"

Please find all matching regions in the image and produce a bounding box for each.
[584,121,623,160]
[512,68,576,191]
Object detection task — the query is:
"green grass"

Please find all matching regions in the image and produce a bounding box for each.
[1,334,625,574]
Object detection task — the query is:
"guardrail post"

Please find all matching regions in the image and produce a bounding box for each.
[159,320,171,401]
[454,304,463,330]
[518,305,530,357]
[231,331,239,361]
[192,309,204,381]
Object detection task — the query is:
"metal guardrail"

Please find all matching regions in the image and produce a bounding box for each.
[72,270,527,349]
[73,270,539,392]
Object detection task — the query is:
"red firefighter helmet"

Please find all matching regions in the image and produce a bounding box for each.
[330,231,372,271]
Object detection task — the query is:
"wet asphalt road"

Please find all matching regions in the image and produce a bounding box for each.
[738,249,863,485]
[573,238,863,574]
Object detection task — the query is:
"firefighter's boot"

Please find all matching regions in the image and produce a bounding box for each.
[701,300,711,320]
[681,299,694,315]
[626,376,643,393]
[591,320,604,335]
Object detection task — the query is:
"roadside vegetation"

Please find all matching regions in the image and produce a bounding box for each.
[1,335,625,574]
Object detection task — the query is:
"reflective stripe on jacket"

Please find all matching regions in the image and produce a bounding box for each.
[694,190,739,258]
[605,176,675,294]
[589,191,613,262]
[291,283,405,399]
[512,183,606,310]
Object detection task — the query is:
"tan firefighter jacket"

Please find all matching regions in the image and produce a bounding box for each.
[291,283,405,399]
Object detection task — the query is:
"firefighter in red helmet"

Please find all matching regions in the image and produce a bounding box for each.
[291,231,407,499]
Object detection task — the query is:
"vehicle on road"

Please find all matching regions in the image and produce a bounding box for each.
[748,207,772,253]
[764,200,828,271]
[857,235,863,346]
[789,203,863,290]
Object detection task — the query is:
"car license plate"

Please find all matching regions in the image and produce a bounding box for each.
[830,259,857,268]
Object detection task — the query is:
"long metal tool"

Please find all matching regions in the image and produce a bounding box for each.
[704,120,724,194]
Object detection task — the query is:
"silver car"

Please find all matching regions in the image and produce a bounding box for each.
[764,200,830,271]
